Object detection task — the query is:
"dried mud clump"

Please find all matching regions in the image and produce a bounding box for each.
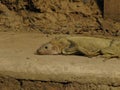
[0,0,120,36]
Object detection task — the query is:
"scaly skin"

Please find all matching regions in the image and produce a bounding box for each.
[37,36,120,58]
[100,39,120,58]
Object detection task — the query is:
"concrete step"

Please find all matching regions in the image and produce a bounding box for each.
[0,32,120,90]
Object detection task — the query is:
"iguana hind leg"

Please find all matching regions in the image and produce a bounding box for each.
[101,46,120,59]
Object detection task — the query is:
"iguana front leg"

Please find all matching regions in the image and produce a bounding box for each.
[62,46,100,57]
[77,46,100,57]
[61,39,100,57]
[62,46,78,55]
[61,39,79,55]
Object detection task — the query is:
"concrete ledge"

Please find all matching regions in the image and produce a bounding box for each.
[0,55,120,85]
[0,32,120,89]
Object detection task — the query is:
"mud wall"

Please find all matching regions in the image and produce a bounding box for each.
[0,0,120,36]
[0,77,120,90]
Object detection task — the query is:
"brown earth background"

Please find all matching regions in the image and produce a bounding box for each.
[0,0,120,36]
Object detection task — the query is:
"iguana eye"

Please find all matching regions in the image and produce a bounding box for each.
[45,46,48,49]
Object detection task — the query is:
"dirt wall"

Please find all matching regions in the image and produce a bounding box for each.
[0,76,120,90]
[0,0,120,36]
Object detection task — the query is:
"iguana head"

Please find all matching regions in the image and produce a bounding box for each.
[36,42,61,55]
[36,37,70,55]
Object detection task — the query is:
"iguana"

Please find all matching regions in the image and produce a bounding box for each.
[36,36,120,58]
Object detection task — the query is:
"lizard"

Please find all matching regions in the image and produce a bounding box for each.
[36,36,120,58]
